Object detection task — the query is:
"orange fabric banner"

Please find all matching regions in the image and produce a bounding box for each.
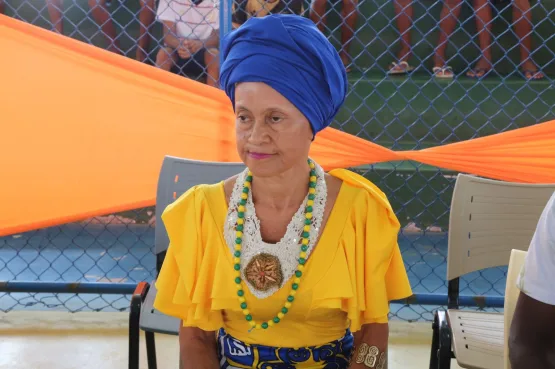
[1,14,555,237]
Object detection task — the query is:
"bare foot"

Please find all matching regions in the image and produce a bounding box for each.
[474,56,492,71]
[521,60,544,80]
[396,47,412,64]
[466,56,492,78]
[433,65,454,79]
[387,61,413,75]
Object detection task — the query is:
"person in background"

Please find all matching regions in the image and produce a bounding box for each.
[87,0,156,62]
[0,0,64,34]
[45,0,64,34]
[431,0,465,79]
[232,0,304,28]
[385,0,415,75]
[465,0,544,80]
[509,191,555,368]
[387,0,544,79]
[387,0,472,78]
[309,0,358,73]
[154,0,220,87]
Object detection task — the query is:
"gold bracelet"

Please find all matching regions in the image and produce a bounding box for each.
[355,343,369,364]
[355,344,382,368]
[363,346,379,368]
[376,352,387,369]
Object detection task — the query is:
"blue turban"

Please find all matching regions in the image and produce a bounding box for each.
[219,14,348,135]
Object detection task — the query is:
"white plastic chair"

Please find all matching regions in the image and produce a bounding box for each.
[429,174,555,369]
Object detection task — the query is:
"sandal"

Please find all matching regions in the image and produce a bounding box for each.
[433,66,454,79]
[466,68,492,79]
[522,69,545,81]
[387,61,414,75]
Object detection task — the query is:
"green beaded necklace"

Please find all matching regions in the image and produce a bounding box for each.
[233,159,318,331]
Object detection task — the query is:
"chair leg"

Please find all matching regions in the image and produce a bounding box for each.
[129,282,150,369]
[437,310,452,369]
[129,294,141,369]
[146,331,157,369]
[429,311,440,369]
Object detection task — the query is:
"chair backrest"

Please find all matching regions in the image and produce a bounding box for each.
[503,249,527,369]
[446,174,555,281]
[154,156,245,260]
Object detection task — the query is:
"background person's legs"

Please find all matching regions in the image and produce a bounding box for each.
[204,48,219,88]
[156,46,178,71]
[46,0,64,34]
[467,0,493,77]
[393,0,413,63]
[136,0,156,63]
[309,0,328,33]
[310,0,357,71]
[0,0,4,14]
[434,0,463,69]
[512,0,543,78]
[157,47,219,87]
[88,0,121,54]
[340,0,358,70]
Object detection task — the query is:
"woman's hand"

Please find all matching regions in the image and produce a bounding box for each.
[349,323,389,369]
[179,325,219,369]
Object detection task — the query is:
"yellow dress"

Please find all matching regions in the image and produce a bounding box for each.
[153,169,412,348]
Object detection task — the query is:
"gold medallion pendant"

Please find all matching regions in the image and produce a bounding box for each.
[244,253,284,291]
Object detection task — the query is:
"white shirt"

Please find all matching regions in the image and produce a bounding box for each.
[157,0,219,40]
[516,191,555,305]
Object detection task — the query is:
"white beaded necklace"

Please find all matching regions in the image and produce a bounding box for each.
[224,161,327,299]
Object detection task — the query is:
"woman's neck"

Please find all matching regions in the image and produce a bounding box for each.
[251,162,310,211]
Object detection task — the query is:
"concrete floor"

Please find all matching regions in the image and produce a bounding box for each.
[0,312,463,369]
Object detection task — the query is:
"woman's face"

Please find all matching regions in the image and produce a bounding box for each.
[234,82,313,177]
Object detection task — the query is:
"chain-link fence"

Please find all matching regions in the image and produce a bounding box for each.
[1,0,553,321]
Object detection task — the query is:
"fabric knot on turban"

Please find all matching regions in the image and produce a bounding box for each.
[219,14,348,135]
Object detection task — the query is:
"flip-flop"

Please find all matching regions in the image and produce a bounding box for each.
[466,68,492,79]
[433,66,454,79]
[387,61,414,75]
[522,69,545,81]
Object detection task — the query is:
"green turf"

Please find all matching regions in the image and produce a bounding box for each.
[334,71,555,145]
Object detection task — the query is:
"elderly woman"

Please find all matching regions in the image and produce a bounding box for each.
[154,14,412,369]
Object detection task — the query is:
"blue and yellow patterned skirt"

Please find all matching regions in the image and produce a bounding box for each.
[217,328,354,369]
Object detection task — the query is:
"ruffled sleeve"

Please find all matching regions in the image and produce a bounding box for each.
[153,184,235,331]
[311,169,412,332]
